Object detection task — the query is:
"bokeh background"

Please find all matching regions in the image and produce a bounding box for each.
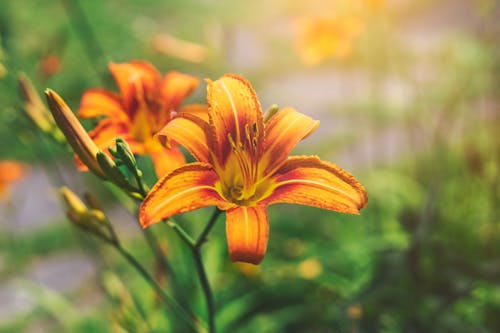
[1,0,499,332]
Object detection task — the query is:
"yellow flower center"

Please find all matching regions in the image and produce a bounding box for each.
[131,106,153,143]
[216,131,274,206]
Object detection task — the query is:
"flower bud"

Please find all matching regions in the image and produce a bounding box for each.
[96,151,128,187]
[60,186,87,217]
[263,104,279,123]
[115,137,137,172]
[18,74,64,142]
[45,89,106,179]
[60,186,109,239]
[83,192,102,211]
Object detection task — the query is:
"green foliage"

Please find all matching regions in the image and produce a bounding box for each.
[0,0,498,332]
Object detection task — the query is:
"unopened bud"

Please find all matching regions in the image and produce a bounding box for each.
[60,186,109,238]
[45,89,106,179]
[84,192,102,210]
[115,137,137,172]
[60,186,87,216]
[263,104,279,123]
[96,151,128,187]
[18,74,64,141]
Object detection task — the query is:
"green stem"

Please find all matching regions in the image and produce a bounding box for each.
[133,170,149,197]
[192,251,215,333]
[141,226,192,310]
[129,292,154,333]
[166,220,196,246]
[114,177,187,303]
[195,209,223,250]
[194,209,222,333]
[124,175,192,318]
[113,242,204,332]
[167,209,222,333]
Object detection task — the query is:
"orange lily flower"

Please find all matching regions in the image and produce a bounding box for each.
[295,15,365,66]
[77,61,199,177]
[0,161,26,200]
[140,74,367,264]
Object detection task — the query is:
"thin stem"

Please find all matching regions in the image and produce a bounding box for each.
[192,250,215,333]
[104,218,120,244]
[166,220,196,247]
[141,226,192,310]
[113,242,204,333]
[129,292,154,333]
[166,209,222,333]
[113,176,188,308]
[99,158,195,318]
[133,170,148,197]
[195,209,223,250]
[193,209,222,333]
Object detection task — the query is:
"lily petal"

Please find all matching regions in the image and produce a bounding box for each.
[160,71,199,112]
[262,107,319,176]
[77,89,128,122]
[88,119,130,152]
[262,156,367,214]
[147,144,186,178]
[206,74,264,164]
[178,103,209,122]
[226,206,269,265]
[156,112,211,163]
[109,61,161,114]
[139,163,228,227]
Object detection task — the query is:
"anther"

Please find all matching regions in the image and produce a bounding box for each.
[227,133,237,150]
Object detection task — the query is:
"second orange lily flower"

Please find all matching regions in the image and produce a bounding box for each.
[140,74,368,264]
[77,61,200,177]
[0,161,26,201]
[296,15,365,66]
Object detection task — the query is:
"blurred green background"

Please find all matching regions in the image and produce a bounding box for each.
[0,0,499,332]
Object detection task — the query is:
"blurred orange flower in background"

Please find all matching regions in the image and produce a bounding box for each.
[77,61,200,177]
[295,15,365,66]
[39,55,62,77]
[363,0,385,10]
[140,74,367,264]
[0,161,26,200]
[151,33,209,64]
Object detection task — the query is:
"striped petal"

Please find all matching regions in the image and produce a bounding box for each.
[262,107,319,176]
[262,156,367,214]
[77,89,128,122]
[156,112,211,163]
[109,61,162,114]
[226,206,269,265]
[178,103,209,122]
[139,163,229,227]
[206,74,264,164]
